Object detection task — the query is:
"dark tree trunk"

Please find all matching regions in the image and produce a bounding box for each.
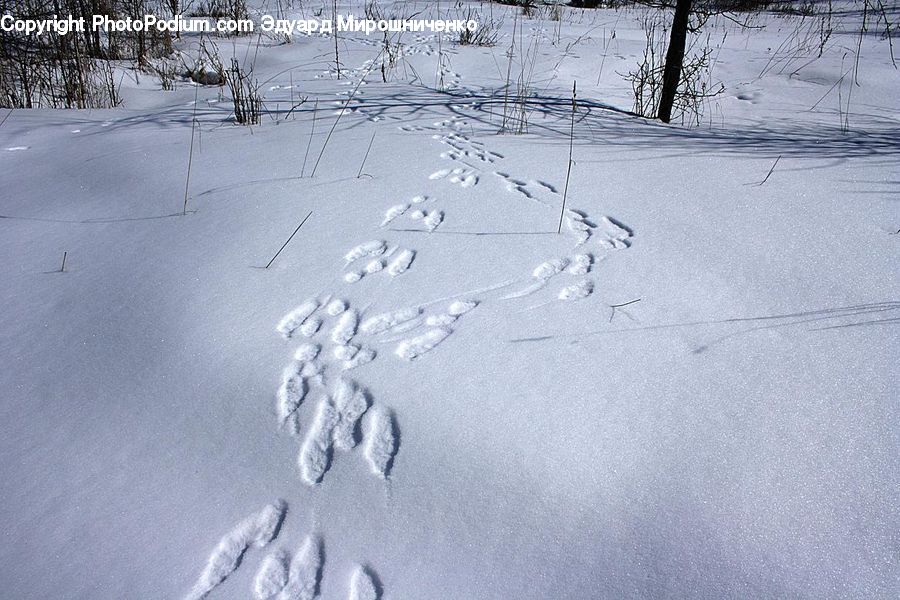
[657,0,692,123]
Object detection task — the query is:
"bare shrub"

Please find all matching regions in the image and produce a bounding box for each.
[0,0,172,108]
[457,9,502,47]
[224,58,261,125]
[623,9,725,125]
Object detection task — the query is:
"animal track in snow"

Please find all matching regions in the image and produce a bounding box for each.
[423,210,444,232]
[273,297,401,481]
[278,300,320,338]
[506,261,564,299]
[565,210,593,245]
[298,378,371,484]
[381,204,409,226]
[277,362,307,434]
[342,347,376,370]
[326,299,347,316]
[598,216,634,249]
[299,317,322,337]
[280,535,323,600]
[395,327,452,361]
[365,259,384,274]
[331,309,359,345]
[254,549,290,600]
[387,249,415,276]
[398,116,465,133]
[567,254,593,275]
[332,379,370,451]
[349,566,381,600]
[386,196,447,233]
[435,133,502,164]
[299,399,340,485]
[534,258,569,280]
[564,209,633,249]
[364,407,397,479]
[333,344,359,361]
[500,209,634,303]
[558,279,594,300]
[449,300,478,315]
[429,167,478,188]
[425,314,456,327]
[294,344,320,362]
[493,172,558,202]
[361,307,422,335]
[354,298,478,361]
[345,241,386,263]
[186,500,286,600]
[423,299,478,326]
[345,242,417,282]
[190,498,383,600]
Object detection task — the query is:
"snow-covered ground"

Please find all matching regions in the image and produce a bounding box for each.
[1,2,898,598]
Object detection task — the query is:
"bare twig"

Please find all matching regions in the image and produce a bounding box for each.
[265,211,313,269]
[808,68,850,111]
[557,81,576,235]
[755,155,782,186]
[183,80,200,216]
[357,131,377,178]
[609,298,641,323]
[301,98,318,178]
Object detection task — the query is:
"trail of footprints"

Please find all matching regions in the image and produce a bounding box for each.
[188,96,634,599]
[505,210,634,302]
[270,114,634,491]
[187,500,382,600]
[381,194,444,232]
[274,273,479,487]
